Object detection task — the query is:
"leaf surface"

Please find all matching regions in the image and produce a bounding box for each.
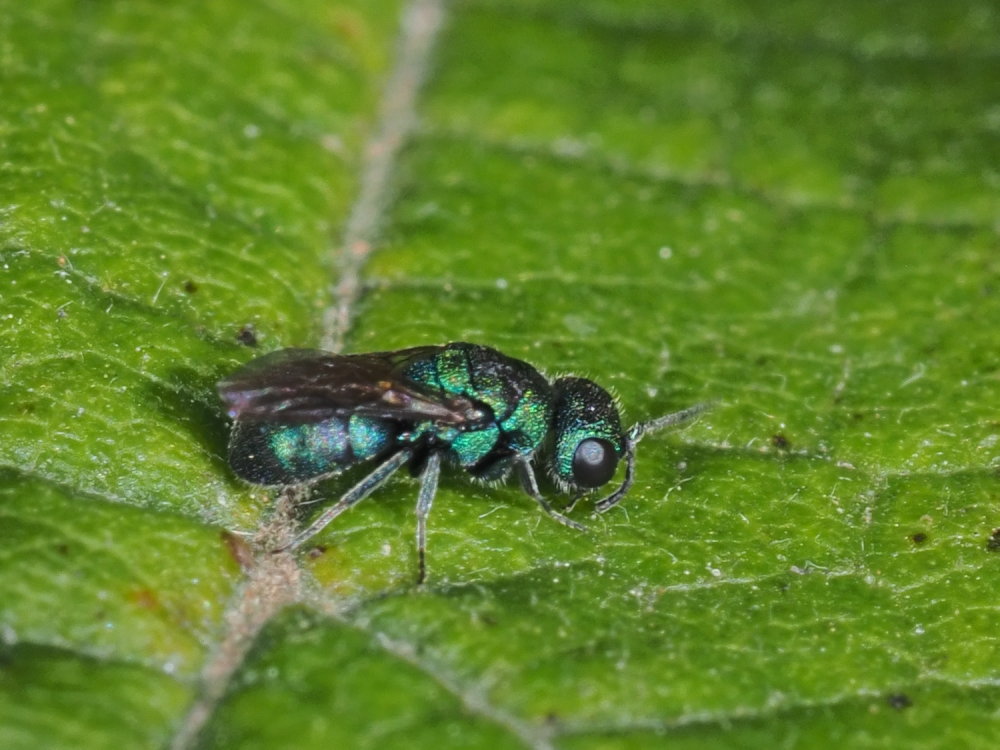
[2,1,999,748]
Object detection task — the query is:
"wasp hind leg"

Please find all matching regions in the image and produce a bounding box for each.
[277,449,412,553]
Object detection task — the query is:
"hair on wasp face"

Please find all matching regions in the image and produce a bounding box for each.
[218,342,707,583]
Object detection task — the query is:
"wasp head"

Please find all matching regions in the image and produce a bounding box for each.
[550,377,625,494]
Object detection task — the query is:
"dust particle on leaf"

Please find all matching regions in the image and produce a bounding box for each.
[987,529,1000,552]
[222,530,254,571]
[236,324,259,347]
[472,609,498,627]
[910,532,928,545]
[771,433,790,450]
[127,588,162,612]
[886,693,913,710]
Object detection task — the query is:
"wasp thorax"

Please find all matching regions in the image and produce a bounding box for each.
[551,377,624,489]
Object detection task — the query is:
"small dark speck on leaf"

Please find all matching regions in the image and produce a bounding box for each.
[183,280,199,293]
[771,433,790,450]
[478,612,498,627]
[307,545,327,559]
[911,532,928,545]
[886,693,912,710]
[987,529,1000,552]
[236,324,259,347]
[222,530,254,571]
[127,588,161,612]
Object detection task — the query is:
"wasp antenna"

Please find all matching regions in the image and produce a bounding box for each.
[598,401,712,513]
[629,401,714,443]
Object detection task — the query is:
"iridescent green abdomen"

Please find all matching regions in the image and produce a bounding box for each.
[228,415,398,485]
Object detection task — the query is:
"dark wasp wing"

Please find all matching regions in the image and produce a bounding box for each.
[218,347,486,426]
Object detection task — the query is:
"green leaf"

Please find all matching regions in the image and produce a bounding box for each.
[3,1,999,749]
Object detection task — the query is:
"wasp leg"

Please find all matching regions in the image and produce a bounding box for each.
[562,492,585,514]
[414,451,442,584]
[277,449,412,553]
[515,460,587,532]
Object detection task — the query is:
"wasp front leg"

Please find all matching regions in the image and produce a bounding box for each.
[514,459,587,533]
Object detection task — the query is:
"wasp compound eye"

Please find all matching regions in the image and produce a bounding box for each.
[572,437,618,488]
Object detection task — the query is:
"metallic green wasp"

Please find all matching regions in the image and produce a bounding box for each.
[219,342,705,582]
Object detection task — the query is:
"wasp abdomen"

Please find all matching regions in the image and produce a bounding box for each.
[228,416,398,485]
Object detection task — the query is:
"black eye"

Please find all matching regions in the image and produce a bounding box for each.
[572,438,617,488]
